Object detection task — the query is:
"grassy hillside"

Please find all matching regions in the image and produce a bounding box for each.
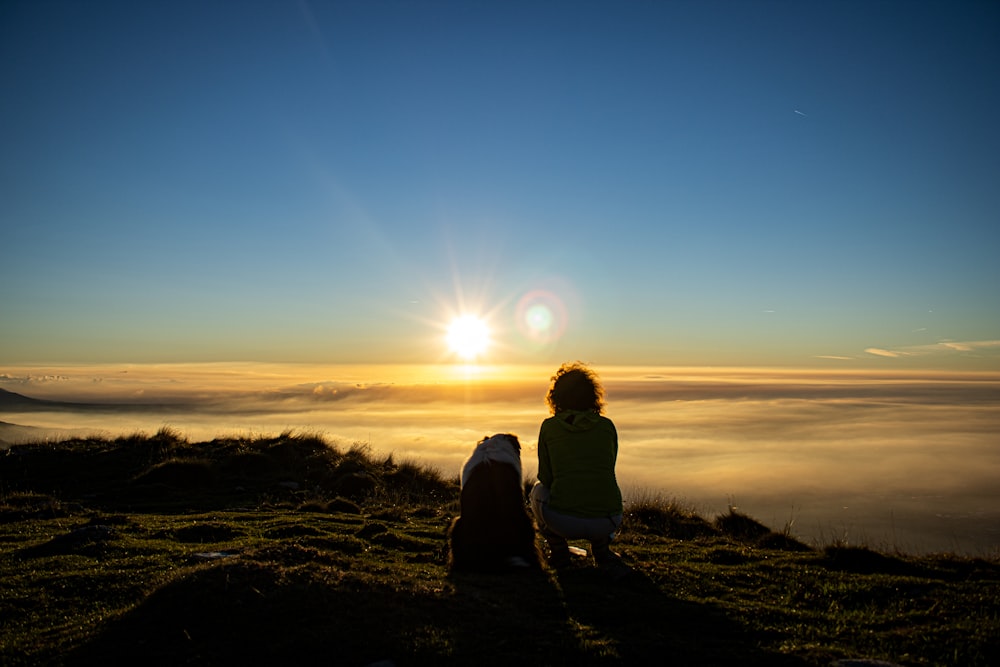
[1,429,997,666]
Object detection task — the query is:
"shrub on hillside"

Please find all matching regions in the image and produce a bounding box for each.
[133,458,216,489]
[621,494,717,540]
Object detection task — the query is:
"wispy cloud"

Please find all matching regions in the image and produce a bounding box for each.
[866,340,1000,359]
[865,348,904,358]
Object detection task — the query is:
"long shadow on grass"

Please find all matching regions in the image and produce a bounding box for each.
[66,558,452,665]
[446,568,584,664]
[553,565,810,666]
[67,549,577,666]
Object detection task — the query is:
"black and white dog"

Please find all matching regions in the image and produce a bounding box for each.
[447,433,542,573]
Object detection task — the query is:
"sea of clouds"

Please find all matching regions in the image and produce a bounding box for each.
[2,363,998,556]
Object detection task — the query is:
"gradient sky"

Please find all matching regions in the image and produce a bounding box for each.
[2,0,998,368]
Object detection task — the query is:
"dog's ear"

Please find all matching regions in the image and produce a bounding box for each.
[502,433,521,453]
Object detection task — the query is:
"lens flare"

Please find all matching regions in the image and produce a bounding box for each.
[515,290,567,344]
[525,304,554,332]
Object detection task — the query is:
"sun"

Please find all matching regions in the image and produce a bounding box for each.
[446,315,490,360]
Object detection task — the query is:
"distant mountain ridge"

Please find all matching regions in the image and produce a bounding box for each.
[0,388,190,415]
[0,388,79,411]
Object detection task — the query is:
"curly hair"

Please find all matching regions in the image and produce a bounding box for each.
[545,362,605,415]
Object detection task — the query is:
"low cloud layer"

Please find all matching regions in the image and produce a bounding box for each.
[2,363,998,554]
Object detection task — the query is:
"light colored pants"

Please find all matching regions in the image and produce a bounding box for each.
[530,481,622,542]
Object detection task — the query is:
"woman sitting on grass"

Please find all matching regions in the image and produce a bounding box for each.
[530,362,629,579]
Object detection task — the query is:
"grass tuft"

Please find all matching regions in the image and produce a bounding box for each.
[621,491,717,540]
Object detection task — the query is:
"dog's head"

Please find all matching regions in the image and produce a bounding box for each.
[460,433,523,489]
[479,433,521,455]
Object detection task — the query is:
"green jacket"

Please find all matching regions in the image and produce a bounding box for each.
[537,410,623,518]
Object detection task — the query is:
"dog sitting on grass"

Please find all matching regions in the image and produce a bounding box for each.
[447,433,542,573]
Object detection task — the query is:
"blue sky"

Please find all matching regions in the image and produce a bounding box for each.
[2,0,998,368]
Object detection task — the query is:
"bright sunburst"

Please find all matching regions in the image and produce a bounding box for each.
[445,315,490,360]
